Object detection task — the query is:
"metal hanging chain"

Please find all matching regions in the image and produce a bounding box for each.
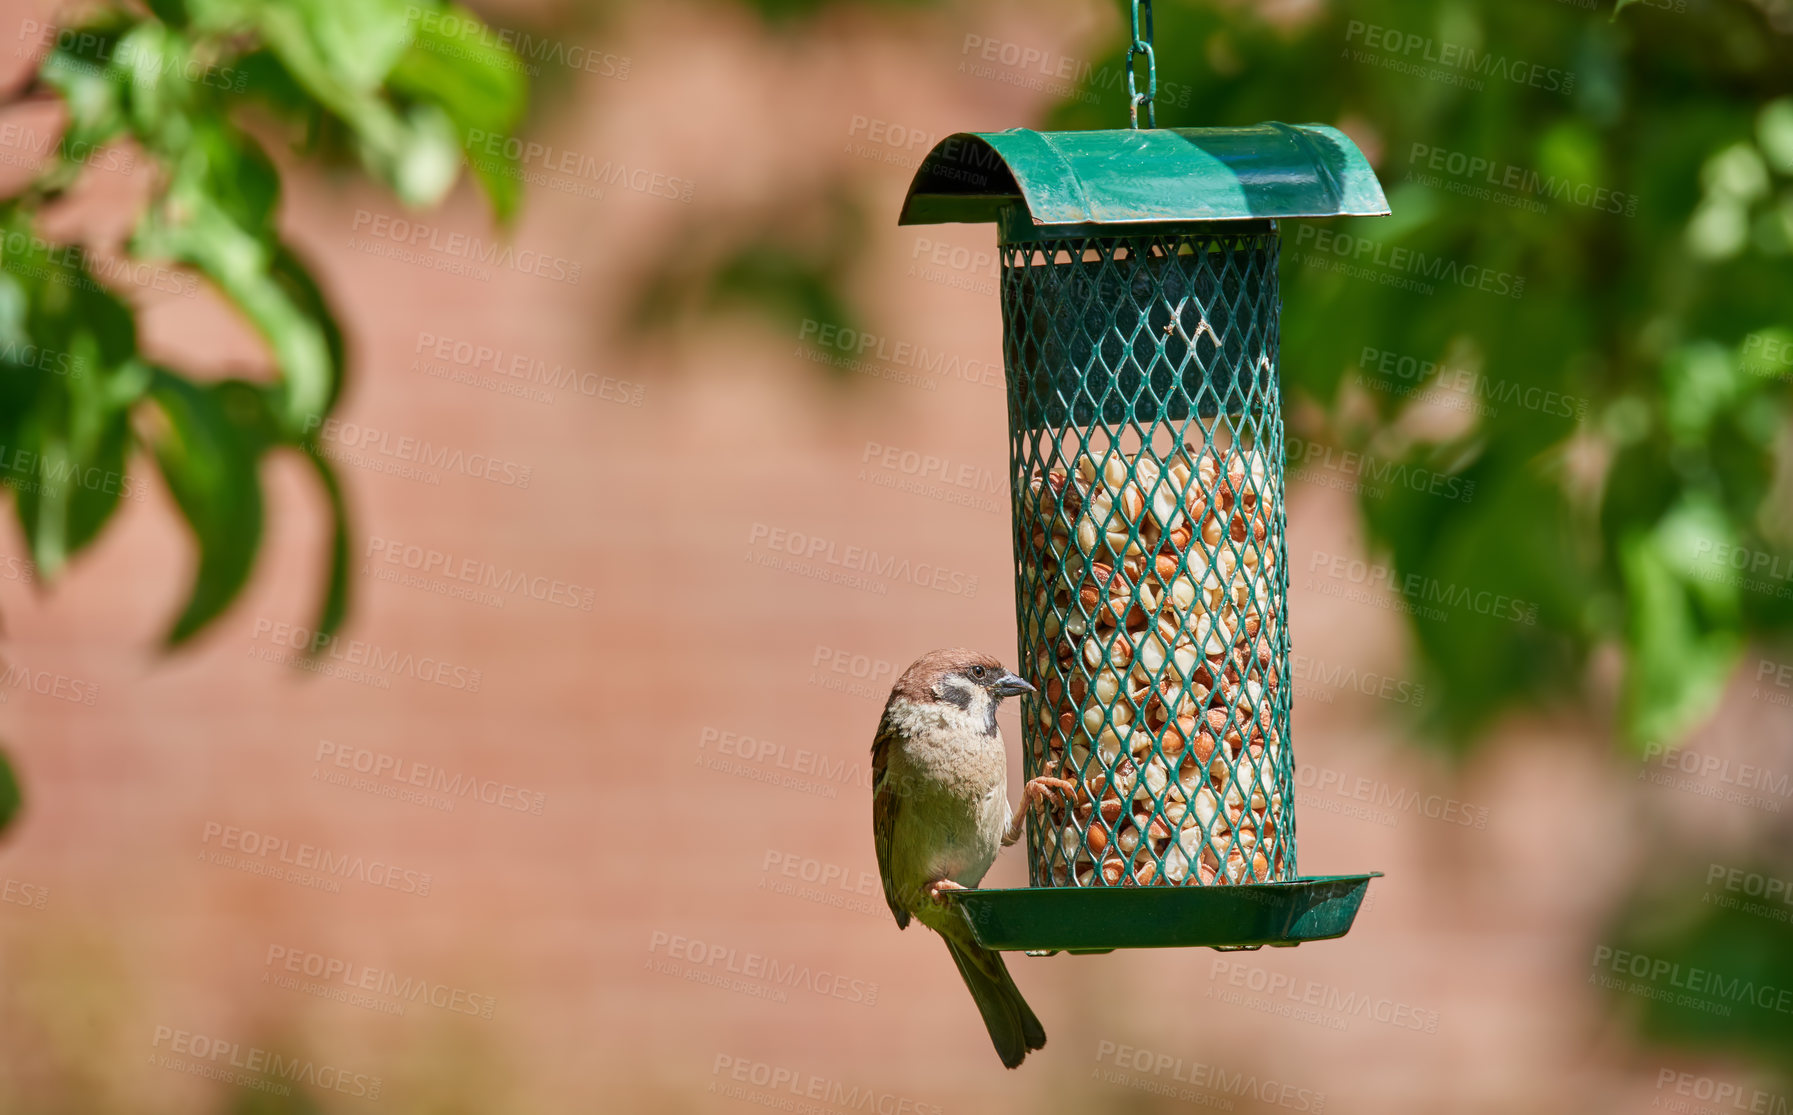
[1126,0,1157,129]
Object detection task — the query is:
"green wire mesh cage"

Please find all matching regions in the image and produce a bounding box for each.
[1007,219,1289,891]
[899,125,1390,952]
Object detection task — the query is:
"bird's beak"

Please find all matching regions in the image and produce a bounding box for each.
[992,671,1036,699]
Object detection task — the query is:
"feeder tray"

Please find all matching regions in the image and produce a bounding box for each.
[898,114,1390,952]
[945,873,1381,955]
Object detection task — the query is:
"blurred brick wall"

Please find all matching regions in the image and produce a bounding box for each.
[1,1,1789,1113]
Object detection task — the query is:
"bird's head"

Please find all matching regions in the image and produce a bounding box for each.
[892,648,1035,723]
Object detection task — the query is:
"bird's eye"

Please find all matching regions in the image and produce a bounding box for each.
[970,665,987,681]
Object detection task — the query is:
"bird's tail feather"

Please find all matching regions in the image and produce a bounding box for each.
[942,935,1046,1068]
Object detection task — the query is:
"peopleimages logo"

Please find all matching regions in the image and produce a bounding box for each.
[1,876,48,910]
[314,740,547,816]
[710,1055,941,1115]
[264,944,497,1019]
[17,22,249,92]
[0,660,99,707]
[149,1026,381,1100]
[1356,345,1590,421]
[1287,434,1476,503]
[0,335,85,378]
[349,210,581,284]
[1207,957,1442,1033]
[0,441,145,505]
[647,930,881,1006]
[1638,741,1793,801]
[1306,548,1540,626]
[798,319,1002,389]
[364,537,596,612]
[1344,20,1575,94]
[745,522,980,598]
[0,121,136,176]
[845,114,941,170]
[403,6,631,79]
[694,726,872,800]
[463,129,695,203]
[1292,225,1525,299]
[1093,1041,1326,1112]
[200,822,433,896]
[412,332,645,406]
[1655,1070,1787,1115]
[306,416,532,488]
[1406,142,1638,217]
[1592,945,1793,1016]
[248,618,483,692]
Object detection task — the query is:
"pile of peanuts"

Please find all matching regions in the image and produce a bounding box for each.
[1019,443,1286,887]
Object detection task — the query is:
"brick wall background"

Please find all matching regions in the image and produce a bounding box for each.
[1,1,1788,1112]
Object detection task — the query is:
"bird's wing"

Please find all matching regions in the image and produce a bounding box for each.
[870,716,910,929]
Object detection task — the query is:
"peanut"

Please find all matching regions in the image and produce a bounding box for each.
[1024,442,1288,887]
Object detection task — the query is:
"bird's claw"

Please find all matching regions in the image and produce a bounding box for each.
[1025,776,1077,810]
[1004,776,1078,847]
[925,879,968,905]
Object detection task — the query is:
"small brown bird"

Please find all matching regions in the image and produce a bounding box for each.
[871,648,1073,1068]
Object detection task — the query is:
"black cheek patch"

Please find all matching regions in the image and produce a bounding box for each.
[939,683,975,712]
[982,699,999,737]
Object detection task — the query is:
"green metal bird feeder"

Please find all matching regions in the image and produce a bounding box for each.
[901,2,1386,954]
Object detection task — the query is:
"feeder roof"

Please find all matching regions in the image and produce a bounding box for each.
[898,123,1389,228]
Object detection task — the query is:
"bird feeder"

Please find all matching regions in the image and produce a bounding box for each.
[899,10,1387,955]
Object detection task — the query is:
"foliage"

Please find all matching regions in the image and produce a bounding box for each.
[1603,851,1793,1080]
[719,0,939,25]
[0,747,17,833]
[1045,0,1793,753]
[627,189,869,371]
[0,0,526,654]
[1038,0,1793,1086]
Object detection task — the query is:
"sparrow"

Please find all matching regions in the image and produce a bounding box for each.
[870,648,1074,1069]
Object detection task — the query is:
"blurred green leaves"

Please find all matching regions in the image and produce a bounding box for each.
[1617,499,1743,744]
[0,747,18,836]
[1601,857,1793,1076]
[1037,0,1793,1086]
[2,0,527,646]
[717,0,940,25]
[630,189,869,371]
[145,374,267,646]
[1033,0,1793,755]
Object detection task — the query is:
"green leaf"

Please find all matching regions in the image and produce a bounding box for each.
[452,123,523,223]
[387,5,527,135]
[134,146,335,437]
[1617,501,1743,749]
[114,22,203,135]
[1758,99,1793,175]
[1354,443,1586,747]
[387,3,529,220]
[302,445,350,648]
[37,23,130,158]
[1604,866,1793,1067]
[268,245,346,410]
[0,747,19,836]
[182,120,283,238]
[6,298,148,576]
[249,0,415,96]
[388,102,463,208]
[12,408,133,572]
[144,0,190,25]
[238,0,474,207]
[1663,341,1745,444]
[146,373,265,646]
[9,0,528,656]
